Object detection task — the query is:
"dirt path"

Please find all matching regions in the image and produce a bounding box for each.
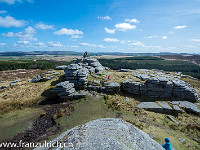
[2,102,74,150]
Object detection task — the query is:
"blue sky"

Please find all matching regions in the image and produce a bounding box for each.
[0,0,200,53]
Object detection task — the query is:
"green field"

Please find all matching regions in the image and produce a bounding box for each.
[99,56,200,78]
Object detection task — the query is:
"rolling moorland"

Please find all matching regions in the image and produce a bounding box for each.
[0,54,200,150]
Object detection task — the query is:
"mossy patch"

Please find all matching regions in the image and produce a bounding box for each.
[0,107,42,141]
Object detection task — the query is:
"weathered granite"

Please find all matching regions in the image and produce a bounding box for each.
[122,74,199,102]
[34,118,165,150]
[171,101,200,114]
[52,81,76,100]
[55,65,68,70]
[120,68,132,72]
[106,82,120,93]
[137,102,163,113]
[0,86,7,90]
[167,115,179,124]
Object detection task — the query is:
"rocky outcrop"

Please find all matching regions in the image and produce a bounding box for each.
[64,57,104,90]
[171,101,200,115]
[76,57,104,74]
[55,65,68,70]
[105,82,120,93]
[34,118,165,150]
[52,81,92,100]
[137,102,163,113]
[137,101,200,115]
[122,77,199,102]
[51,81,75,99]
[65,64,88,90]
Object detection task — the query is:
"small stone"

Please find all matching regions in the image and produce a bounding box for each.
[0,86,7,89]
[179,138,185,143]
[125,97,130,102]
[167,115,179,124]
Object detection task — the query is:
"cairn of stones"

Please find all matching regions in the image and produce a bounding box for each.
[122,75,199,102]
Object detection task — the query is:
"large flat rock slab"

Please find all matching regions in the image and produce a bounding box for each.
[137,102,163,113]
[34,118,164,150]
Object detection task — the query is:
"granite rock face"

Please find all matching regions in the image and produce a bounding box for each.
[105,82,121,93]
[51,81,76,99]
[55,65,68,70]
[52,81,92,100]
[64,64,88,90]
[171,101,200,115]
[137,102,163,113]
[137,101,200,115]
[122,75,199,102]
[64,57,104,90]
[34,118,165,150]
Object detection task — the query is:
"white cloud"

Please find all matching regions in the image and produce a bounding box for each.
[35,23,54,30]
[0,16,27,28]
[79,43,104,48]
[190,39,200,42]
[120,40,131,44]
[125,18,139,23]
[2,26,37,41]
[47,42,62,47]
[71,35,83,39]
[66,45,79,48]
[0,0,19,4]
[162,36,168,39]
[0,10,7,14]
[98,16,112,20]
[174,25,187,29]
[129,41,145,47]
[35,42,44,46]
[144,35,158,39]
[54,28,83,36]
[169,32,174,35]
[104,27,116,34]
[2,32,14,37]
[18,40,30,44]
[115,23,136,32]
[0,43,6,46]
[0,0,33,4]
[103,38,120,42]
[185,45,196,48]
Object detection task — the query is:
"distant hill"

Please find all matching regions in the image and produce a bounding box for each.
[160,55,200,65]
[0,51,199,56]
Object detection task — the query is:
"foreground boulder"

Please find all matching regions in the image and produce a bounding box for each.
[34,118,164,150]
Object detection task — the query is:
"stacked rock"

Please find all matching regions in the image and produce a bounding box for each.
[65,64,88,90]
[121,79,142,95]
[105,82,120,93]
[52,81,75,99]
[122,76,199,102]
[172,79,198,102]
[55,65,68,70]
[76,57,104,74]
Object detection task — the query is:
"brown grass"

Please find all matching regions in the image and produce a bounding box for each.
[0,69,64,114]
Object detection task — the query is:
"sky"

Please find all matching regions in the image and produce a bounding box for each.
[0,0,200,53]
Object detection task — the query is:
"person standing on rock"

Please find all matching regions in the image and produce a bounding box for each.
[162,138,171,150]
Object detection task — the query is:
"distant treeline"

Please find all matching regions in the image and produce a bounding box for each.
[0,60,70,71]
[99,56,200,79]
[160,55,200,65]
